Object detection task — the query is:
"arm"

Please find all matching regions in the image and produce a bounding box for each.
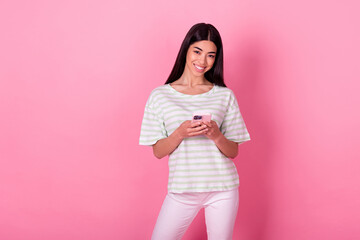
[152,131,182,159]
[152,120,208,159]
[213,134,238,159]
[203,121,239,159]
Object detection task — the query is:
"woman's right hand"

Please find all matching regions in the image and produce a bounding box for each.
[175,120,208,140]
[152,120,208,159]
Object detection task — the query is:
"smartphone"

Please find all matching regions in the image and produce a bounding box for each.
[192,113,211,123]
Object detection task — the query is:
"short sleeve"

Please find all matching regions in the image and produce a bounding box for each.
[139,104,168,146]
[220,92,251,144]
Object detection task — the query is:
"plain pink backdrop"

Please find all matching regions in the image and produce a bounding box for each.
[1,0,359,239]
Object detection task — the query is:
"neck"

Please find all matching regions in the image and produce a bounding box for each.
[178,69,208,87]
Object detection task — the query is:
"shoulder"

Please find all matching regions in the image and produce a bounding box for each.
[146,85,170,106]
[214,85,235,97]
[214,86,239,110]
[149,84,169,95]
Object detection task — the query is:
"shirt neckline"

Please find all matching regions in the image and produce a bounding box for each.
[166,84,216,97]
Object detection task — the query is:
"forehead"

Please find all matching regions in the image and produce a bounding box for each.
[190,40,217,52]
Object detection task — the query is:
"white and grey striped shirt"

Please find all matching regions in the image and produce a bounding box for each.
[139,84,250,193]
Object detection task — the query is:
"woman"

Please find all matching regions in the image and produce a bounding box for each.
[139,23,250,240]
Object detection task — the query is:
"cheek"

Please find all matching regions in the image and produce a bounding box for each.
[208,58,216,67]
[187,53,196,63]
[186,55,194,66]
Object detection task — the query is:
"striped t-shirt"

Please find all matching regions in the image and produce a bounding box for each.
[139,84,250,193]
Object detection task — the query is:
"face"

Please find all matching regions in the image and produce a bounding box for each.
[185,40,217,77]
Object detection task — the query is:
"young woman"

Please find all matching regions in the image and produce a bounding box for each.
[139,23,251,240]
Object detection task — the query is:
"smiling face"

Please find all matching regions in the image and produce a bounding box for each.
[184,40,217,77]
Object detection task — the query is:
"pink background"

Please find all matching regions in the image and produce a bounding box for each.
[1,0,359,239]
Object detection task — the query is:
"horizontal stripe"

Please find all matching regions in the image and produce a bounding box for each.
[168,155,228,162]
[222,111,240,118]
[177,143,216,149]
[139,136,166,144]
[154,94,229,103]
[150,90,230,102]
[168,178,239,185]
[140,126,164,132]
[169,166,236,173]
[140,124,156,129]
[169,172,237,178]
[159,102,228,112]
[140,129,165,134]
[224,133,250,139]
[168,184,239,191]
[169,161,235,166]
[139,133,165,138]
[162,106,226,115]
[171,149,221,155]
[181,137,214,143]
[222,126,248,132]
[168,161,233,167]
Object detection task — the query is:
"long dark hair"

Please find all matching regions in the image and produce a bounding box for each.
[165,23,226,87]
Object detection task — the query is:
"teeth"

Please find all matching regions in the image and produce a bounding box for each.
[195,65,205,70]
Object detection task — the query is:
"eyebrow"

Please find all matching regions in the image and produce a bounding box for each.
[194,46,216,54]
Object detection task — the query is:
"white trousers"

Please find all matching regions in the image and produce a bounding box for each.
[151,188,239,240]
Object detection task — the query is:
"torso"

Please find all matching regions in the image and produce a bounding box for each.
[139,84,251,193]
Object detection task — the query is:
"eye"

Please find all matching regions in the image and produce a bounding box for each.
[194,50,200,54]
[208,55,215,58]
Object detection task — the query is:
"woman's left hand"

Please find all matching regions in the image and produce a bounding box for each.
[203,120,222,142]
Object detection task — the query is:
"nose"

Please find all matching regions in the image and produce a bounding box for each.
[198,54,206,65]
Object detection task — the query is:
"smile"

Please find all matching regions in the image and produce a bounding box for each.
[194,64,206,72]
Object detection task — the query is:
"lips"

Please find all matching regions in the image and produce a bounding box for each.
[194,64,206,72]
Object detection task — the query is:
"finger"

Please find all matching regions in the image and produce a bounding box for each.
[190,121,202,128]
[211,120,219,127]
[202,121,212,128]
[189,128,208,136]
[188,124,207,133]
